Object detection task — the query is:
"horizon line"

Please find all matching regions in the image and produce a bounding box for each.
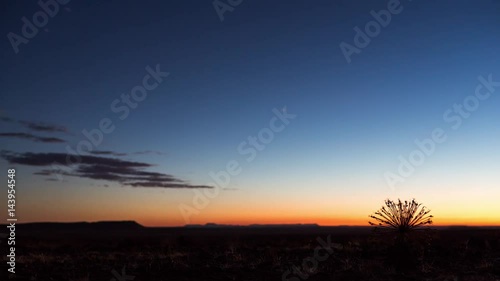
[6,220,500,228]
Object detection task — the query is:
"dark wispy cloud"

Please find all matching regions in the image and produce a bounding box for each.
[0,151,212,189]
[89,150,128,157]
[18,120,69,134]
[88,150,167,157]
[0,133,65,143]
[1,117,70,134]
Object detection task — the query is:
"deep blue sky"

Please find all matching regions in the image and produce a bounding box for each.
[1,0,499,225]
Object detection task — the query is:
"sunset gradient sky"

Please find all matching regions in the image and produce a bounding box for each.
[1,1,499,226]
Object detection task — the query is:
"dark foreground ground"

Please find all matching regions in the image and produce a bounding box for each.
[2,223,500,281]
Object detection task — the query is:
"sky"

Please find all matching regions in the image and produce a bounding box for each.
[1,0,499,226]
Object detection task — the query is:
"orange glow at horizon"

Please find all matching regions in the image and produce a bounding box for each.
[9,182,500,228]
[15,206,500,227]
[141,217,500,227]
[141,212,500,227]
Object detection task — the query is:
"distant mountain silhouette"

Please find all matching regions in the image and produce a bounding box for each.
[248,223,320,228]
[2,221,144,233]
[184,223,320,228]
[2,221,497,235]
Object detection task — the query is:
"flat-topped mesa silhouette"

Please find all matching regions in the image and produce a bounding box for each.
[3,220,144,233]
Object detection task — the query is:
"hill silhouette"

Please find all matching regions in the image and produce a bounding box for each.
[2,220,144,233]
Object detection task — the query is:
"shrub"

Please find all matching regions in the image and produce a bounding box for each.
[368,199,433,235]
